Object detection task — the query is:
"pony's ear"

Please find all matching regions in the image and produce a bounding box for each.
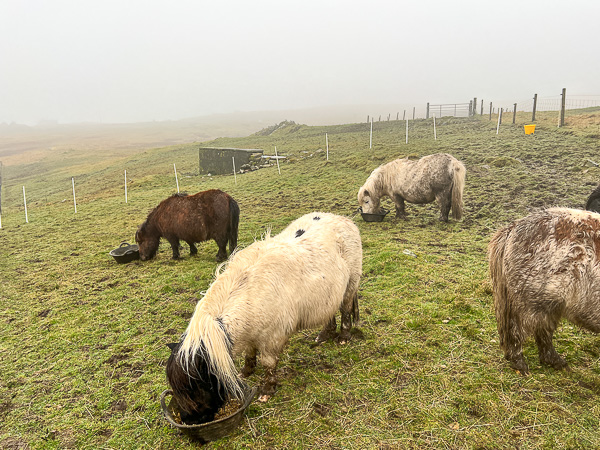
[166,342,179,352]
[363,190,369,197]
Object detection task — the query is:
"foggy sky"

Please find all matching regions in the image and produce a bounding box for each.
[1,0,599,125]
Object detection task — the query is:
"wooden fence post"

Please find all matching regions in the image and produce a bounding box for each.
[513,103,517,124]
[473,98,477,115]
[496,108,503,134]
[559,88,566,127]
[412,107,415,120]
[469,101,473,116]
[403,110,406,120]
[489,102,492,120]
[426,102,430,119]
[480,99,484,115]
[532,94,538,122]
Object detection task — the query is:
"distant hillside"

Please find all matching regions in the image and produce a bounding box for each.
[0,104,426,165]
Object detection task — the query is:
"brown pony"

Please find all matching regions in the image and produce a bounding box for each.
[489,208,600,374]
[135,189,239,261]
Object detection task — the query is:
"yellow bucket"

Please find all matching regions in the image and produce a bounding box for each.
[524,124,536,135]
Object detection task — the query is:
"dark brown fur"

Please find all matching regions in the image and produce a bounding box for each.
[136,189,239,261]
[488,208,600,375]
[585,183,600,213]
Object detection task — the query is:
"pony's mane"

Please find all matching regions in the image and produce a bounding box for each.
[362,166,385,197]
[139,193,189,231]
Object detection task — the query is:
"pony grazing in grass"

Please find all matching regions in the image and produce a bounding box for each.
[166,212,362,424]
[358,153,466,222]
[135,189,239,262]
[489,208,600,375]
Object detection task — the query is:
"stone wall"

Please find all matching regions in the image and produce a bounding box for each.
[198,147,263,175]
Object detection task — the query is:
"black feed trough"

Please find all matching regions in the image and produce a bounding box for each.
[161,386,257,442]
[360,208,389,222]
[109,242,140,263]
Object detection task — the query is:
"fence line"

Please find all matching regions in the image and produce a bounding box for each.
[1,89,599,225]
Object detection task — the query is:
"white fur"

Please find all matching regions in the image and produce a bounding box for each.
[358,153,466,220]
[178,212,362,398]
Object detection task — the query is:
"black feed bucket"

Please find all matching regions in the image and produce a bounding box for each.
[109,242,140,263]
[360,208,389,222]
[160,386,257,442]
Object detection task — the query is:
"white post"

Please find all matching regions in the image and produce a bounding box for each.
[274,146,281,175]
[124,170,128,203]
[496,108,502,135]
[433,114,437,140]
[325,133,329,160]
[369,119,373,149]
[72,177,77,213]
[405,118,409,144]
[173,163,180,193]
[23,186,28,223]
[232,157,237,184]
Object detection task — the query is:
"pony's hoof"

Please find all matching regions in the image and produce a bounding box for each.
[508,358,530,376]
[336,334,350,345]
[258,394,271,403]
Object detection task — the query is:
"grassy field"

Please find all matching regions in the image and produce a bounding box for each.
[1,110,600,449]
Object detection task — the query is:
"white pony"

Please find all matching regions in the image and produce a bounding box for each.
[166,212,362,423]
[358,153,466,221]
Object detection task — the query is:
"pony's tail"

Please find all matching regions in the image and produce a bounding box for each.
[488,227,514,353]
[451,161,466,220]
[228,198,240,254]
[179,313,244,399]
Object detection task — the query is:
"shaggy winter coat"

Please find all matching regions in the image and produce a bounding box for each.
[488,207,600,374]
[166,212,362,423]
[135,189,239,261]
[357,153,466,221]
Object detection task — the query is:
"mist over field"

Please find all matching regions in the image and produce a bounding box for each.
[1,0,599,128]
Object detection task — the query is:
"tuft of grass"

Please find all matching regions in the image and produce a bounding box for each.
[1,111,600,448]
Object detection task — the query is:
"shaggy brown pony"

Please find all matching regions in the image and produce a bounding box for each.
[135,189,239,261]
[488,208,600,375]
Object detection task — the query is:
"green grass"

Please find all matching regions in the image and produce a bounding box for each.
[2,112,600,449]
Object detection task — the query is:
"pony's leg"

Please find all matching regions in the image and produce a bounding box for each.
[214,237,228,262]
[315,316,337,343]
[167,238,181,259]
[241,349,258,378]
[338,276,360,344]
[338,309,353,344]
[437,190,452,222]
[535,322,568,370]
[393,194,407,219]
[258,353,280,402]
[187,242,198,256]
[501,318,529,375]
